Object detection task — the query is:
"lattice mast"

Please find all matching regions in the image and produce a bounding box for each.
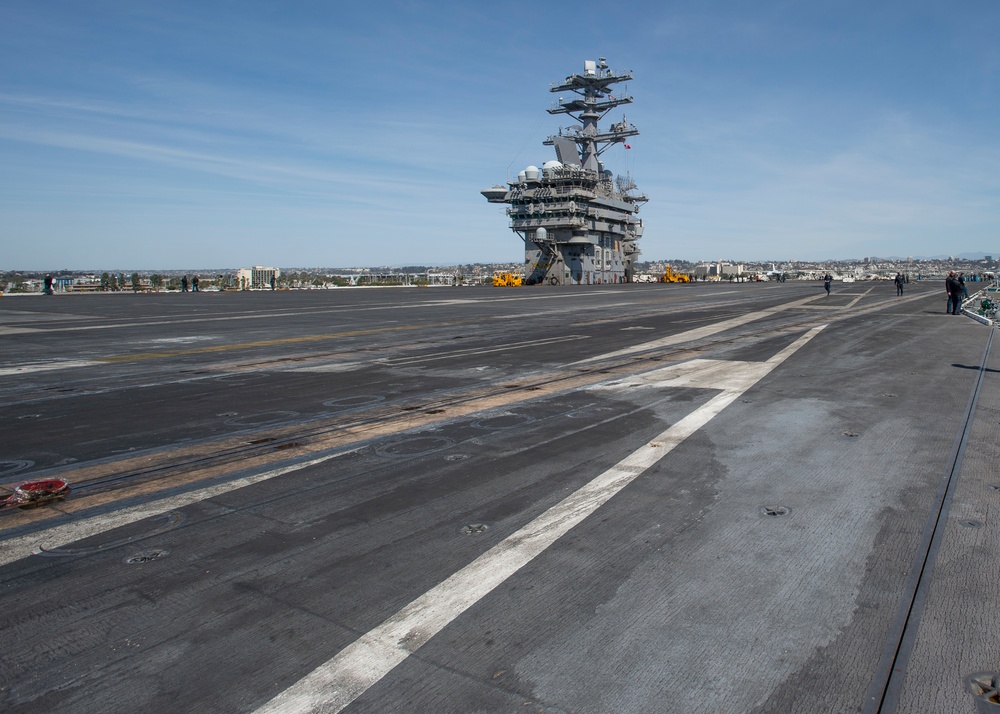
[544,58,638,174]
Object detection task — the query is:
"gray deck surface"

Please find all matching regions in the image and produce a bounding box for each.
[0,280,996,713]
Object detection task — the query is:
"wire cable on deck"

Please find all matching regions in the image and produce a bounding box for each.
[863,327,995,713]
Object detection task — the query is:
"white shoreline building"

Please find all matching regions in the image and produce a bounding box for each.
[236,266,280,290]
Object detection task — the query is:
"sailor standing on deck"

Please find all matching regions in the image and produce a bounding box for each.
[946,271,963,315]
[894,273,904,296]
[824,273,832,296]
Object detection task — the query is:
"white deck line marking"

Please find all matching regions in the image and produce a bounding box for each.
[799,286,876,310]
[591,358,773,392]
[291,336,587,373]
[0,453,351,567]
[382,335,586,365]
[0,326,40,336]
[0,360,103,376]
[569,295,819,365]
[253,325,826,714]
[846,286,876,309]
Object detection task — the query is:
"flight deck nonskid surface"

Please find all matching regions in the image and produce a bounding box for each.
[0,281,994,713]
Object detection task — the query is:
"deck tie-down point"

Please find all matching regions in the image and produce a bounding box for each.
[966,672,1000,712]
[760,506,791,517]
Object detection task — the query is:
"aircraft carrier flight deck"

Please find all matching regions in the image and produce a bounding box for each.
[1,280,998,713]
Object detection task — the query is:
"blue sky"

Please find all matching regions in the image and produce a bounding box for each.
[1,1,998,269]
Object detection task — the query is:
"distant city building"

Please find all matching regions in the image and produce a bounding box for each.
[236,266,280,290]
[693,262,743,278]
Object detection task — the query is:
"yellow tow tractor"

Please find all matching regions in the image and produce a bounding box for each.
[493,270,523,287]
[663,266,691,283]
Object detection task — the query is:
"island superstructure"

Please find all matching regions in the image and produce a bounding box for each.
[482,58,647,285]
